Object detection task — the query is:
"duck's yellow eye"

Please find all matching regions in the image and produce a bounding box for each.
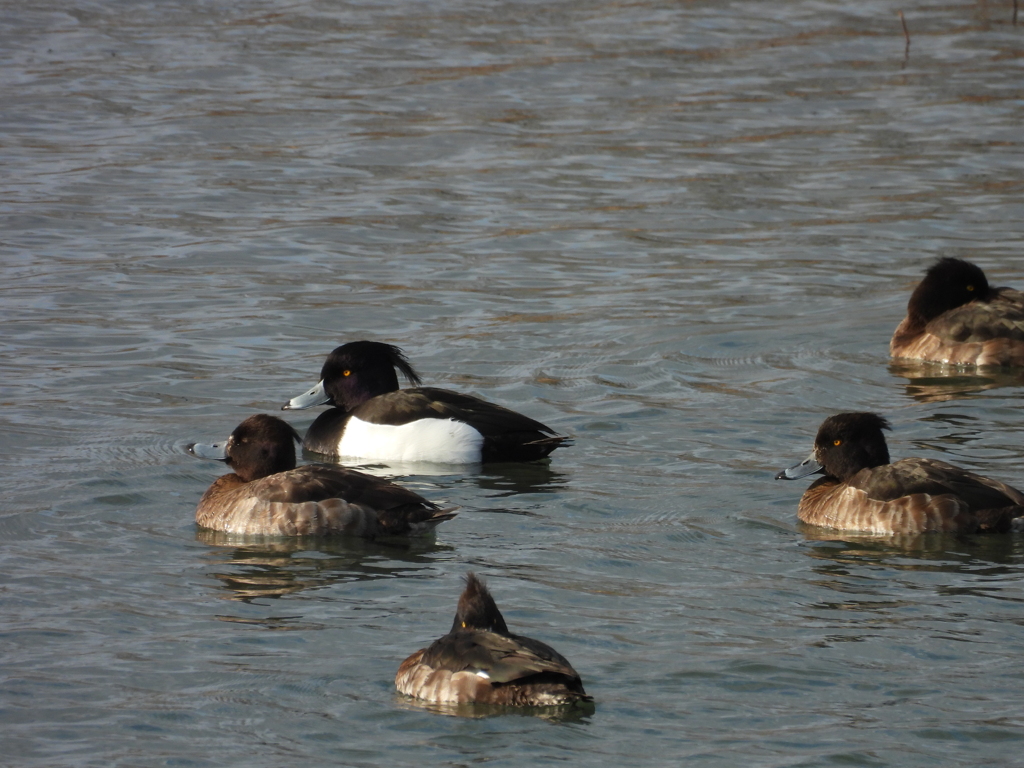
[833,439,842,446]
[966,284,975,292]
[461,621,467,628]
[342,370,351,377]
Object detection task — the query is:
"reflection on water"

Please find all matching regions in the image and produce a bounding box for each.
[316,456,571,497]
[394,695,596,723]
[468,462,570,498]
[301,453,483,479]
[800,528,1024,570]
[890,362,1024,403]
[798,533,1024,652]
[196,529,453,601]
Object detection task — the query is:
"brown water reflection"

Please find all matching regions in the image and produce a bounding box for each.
[196,530,453,601]
[890,361,1024,403]
[394,695,596,722]
[800,524,1024,566]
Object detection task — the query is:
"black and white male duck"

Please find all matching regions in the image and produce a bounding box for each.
[395,572,592,707]
[776,412,1024,535]
[891,258,1024,366]
[188,414,456,537]
[282,341,570,463]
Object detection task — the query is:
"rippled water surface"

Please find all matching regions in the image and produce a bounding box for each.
[3,1,1024,765]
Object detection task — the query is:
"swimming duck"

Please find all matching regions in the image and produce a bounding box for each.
[189,414,456,537]
[890,258,1024,366]
[395,572,592,707]
[282,341,570,463]
[775,412,1024,535]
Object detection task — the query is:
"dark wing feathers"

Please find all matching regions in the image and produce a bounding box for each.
[254,464,437,511]
[353,388,557,436]
[927,289,1024,343]
[850,458,1024,511]
[420,630,581,685]
[196,465,454,537]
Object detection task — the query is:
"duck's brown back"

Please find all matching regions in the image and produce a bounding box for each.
[891,288,1024,365]
[798,457,1024,534]
[195,464,452,536]
[395,629,590,707]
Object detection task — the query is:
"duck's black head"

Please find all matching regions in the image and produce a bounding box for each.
[907,257,990,325]
[320,341,423,410]
[450,572,510,635]
[812,412,892,482]
[224,414,301,482]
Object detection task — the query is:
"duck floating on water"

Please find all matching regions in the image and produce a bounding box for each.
[283,341,570,463]
[776,412,1024,535]
[395,572,592,707]
[189,414,456,537]
[890,258,1024,366]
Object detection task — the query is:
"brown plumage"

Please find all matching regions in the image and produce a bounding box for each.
[189,415,456,537]
[395,573,592,707]
[891,258,1024,366]
[776,412,1024,535]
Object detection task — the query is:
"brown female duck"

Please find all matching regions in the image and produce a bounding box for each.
[395,573,592,707]
[890,258,1024,366]
[775,412,1024,535]
[189,414,455,537]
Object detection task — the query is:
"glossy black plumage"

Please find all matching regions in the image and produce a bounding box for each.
[284,341,570,462]
[189,414,456,537]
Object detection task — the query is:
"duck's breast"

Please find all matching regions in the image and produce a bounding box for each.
[338,416,484,463]
[797,479,974,534]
